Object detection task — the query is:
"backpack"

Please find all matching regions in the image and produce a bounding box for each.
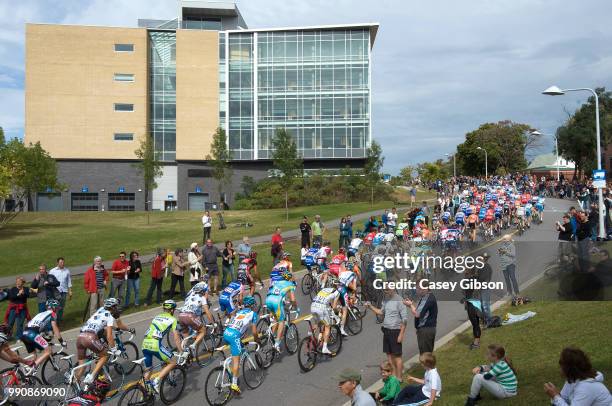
[487,315,502,328]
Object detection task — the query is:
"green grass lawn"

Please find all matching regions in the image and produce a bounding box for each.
[0,189,431,279]
[403,301,612,405]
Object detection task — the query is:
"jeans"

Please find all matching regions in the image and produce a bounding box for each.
[38,302,46,313]
[202,227,211,244]
[480,289,491,323]
[109,278,126,306]
[145,278,163,305]
[169,274,186,298]
[125,278,140,306]
[89,290,105,318]
[7,308,26,340]
[339,235,350,250]
[221,264,234,289]
[313,235,322,245]
[502,264,520,296]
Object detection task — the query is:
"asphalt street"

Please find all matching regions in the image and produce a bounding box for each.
[3,199,572,406]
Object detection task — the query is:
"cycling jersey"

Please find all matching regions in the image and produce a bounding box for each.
[219,281,243,314]
[494,206,503,218]
[22,310,57,353]
[338,270,356,287]
[142,312,177,367]
[81,308,115,335]
[455,212,465,224]
[310,288,339,326]
[516,206,525,216]
[329,253,347,277]
[179,292,206,315]
[223,309,258,356]
[265,280,295,322]
[372,233,386,246]
[525,203,533,214]
[27,309,55,332]
[270,260,292,284]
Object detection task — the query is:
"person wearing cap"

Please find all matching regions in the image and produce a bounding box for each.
[336,368,375,406]
[478,252,493,325]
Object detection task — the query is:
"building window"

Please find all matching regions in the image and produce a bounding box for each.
[114,73,134,82]
[114,103,134,112]
[108,193,135,211]
[71,193,99,211]
[114,43,134,52]
[114,133,134,141]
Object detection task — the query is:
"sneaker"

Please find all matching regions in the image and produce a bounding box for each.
[340,328,348,337]
[230,383,241,394]
[465,397,478,406]
[189,343,197,352]
[152,378,161,394]
[83,373,94,385]
[321,347,332,355]
[469,343,480,350]
[274,342,281,352]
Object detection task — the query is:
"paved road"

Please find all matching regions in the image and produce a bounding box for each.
[2,199,571,406]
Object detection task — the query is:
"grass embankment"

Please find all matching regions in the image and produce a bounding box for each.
[0,188,430,279]
[403,301,612,405]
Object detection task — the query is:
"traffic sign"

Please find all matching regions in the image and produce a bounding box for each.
[195,186,202,193]
[81,186,89,193]
[118,187,125,193]
[593,170,606,188]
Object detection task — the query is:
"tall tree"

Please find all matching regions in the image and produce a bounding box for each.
[417,160,450,184]
[272,127,303,220]
[399,165,415,185]
[206,127,232,208]
[133,135,163,212]
[363,140,384,205]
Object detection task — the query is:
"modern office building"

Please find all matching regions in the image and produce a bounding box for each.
[25,1,377,211]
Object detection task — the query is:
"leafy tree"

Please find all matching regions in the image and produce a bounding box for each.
[0,128,9,199]
[240,175,257,199]
[133,135,163,211]
[272,128,303,220]
[206,127,232,207]
[399,165,415,185]
[363,140,384,205]
[417,160,450,184]
[556,88,612,178]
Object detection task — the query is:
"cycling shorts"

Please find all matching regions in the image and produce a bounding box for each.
[317,259,328,272]
[536,204,544,212]
[178,312,203,332]
[347,247,358,257]
[76,332,108,360]
[223,328,243,357]
[21,329,48,353]
[142,342,173,368]
[338,286,350,308]
[525,209,532,216]
[468,223,476,229]
[455,219,465,225]
[265,294,286,322]
[219,295,236,314]
[310,304,332,326]
[495,212,503,218]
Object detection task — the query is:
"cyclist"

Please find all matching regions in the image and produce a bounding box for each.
[309,285,341,355]
[494,203,503,233]
[524,200,533,228]
[328,248,348,280]
[337,269,357,337]
[0,324,35,367]
[20,299,66,370]
[237,251,260,294]
[467,211,478,242]
[441,210,451,225]
[484,207,495,237]
[76,298,133,385]
[516,201,526,230]
[65,377,111,406]
[535,196,545,223]
[142,300,183,393]
[219,279,244,324]
[177,282,214,352]
[347,234,363,258]
[264,269,298,352]
[270,252,295,286]
[222,296,260,394]
[454,210,466,233]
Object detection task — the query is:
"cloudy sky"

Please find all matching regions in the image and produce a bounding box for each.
[1,0,611,173]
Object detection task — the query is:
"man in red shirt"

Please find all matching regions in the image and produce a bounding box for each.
[145,249,166,306]
[271,227,284,265]
[110,252,130,307]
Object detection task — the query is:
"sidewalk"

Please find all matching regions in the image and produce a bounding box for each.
[0,204,423,288]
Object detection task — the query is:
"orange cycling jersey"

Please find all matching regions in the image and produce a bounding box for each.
[468,214,478,223]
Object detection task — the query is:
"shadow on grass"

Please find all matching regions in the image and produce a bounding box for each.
[0,223,74,240]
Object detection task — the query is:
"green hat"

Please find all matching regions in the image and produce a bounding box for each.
[335,368,361,383]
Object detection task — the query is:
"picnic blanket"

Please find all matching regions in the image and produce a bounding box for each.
[503,311,537,325]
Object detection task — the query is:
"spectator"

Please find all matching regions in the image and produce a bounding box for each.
[394,352,441,406]
[271,227,284,265]
[421,201,430,226]
[382,209,389,231]
[404,284,437,354]
[569,206,578,238]
[335,368,376,406]
[544,347,611,406]
[363,216,380,233]
[477,253,493,325]
[221,240,236,289]
[346,214,354,239]
[169,249,187,299]
[237,236,251,262]
[109,251,129,306]
[367,288,409,379]
[164,248,173,279]
[387,207,398,233]
[466,344,517,405]
[187,242,204,288]
[145,249,166,306]
[410,186,417,206]
[31,264,60,313]
[311,215,325,245]
[125,251,142,307]
[339,217,351,250]
[84,256,108,318]
[588,203,599,240]
[575,211,592,272]
[498,234,519,298]
[4,277,32,340]
[202,239,222,294]
[371,360,401,405]
[299,216,311,248]
[49,257,72,323]
[202,210,212,244]
[462,269,482,350]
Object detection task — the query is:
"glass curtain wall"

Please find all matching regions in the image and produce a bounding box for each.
[219,32,227,130]
[256,29,369,159]
[227,33,254,160]
[149,31,177,161]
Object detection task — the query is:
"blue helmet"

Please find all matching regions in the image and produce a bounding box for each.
[243,296,256,308]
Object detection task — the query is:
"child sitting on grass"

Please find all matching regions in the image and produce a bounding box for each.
[393,352,441,405]
[466,344,517,405]
[370,360,401,405]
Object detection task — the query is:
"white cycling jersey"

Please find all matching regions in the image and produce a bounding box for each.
[180,293,207,315]
[81,307,115,334]
[227,309,257,334]
[27,310,55,330]
[338,271,356,287]
[349,238,363,250]
[311,287,339,307]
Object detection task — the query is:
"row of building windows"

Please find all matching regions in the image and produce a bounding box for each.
[71,193,135,211]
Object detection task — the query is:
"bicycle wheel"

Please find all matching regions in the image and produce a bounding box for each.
[107,362,127,393]
[301,273,313,295]
[309,278,320,300]
[241,351,264,389]
[204,366,232,406]
[284,323,299,355]
[41,351,72,385]
[160,366,186,405]
[346,307,363,335]
[297,337,317,372]
[116,341,139,375]
[327,325,343,355]
[260,340,276,369]
[118,384,149,406]
[252,292,262,313]
[197,334,219,368]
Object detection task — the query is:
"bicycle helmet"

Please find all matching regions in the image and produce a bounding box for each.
[281,251,292,259]
[236,270,248,285]
[163,299,177,311]
[192,281,209,294]
[46,299,60,309]
[243,296,256,308]
[338,247,346,254]
[91,376,111,399]
[103,298,120,309]
[281,270,293,280]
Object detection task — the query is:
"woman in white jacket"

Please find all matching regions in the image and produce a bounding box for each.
[544,347,611,406]
[187,242,204,287]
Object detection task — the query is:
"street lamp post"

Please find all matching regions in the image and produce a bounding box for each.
[445,153,456,178]
[476,147,488,178]
[542,85,605,239]
[531,130,560,181]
